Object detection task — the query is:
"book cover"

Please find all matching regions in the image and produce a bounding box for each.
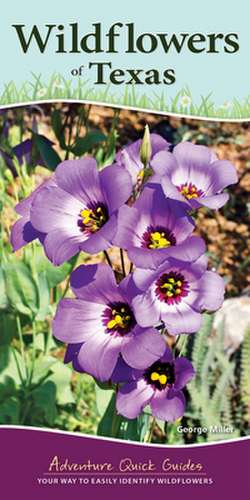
[0,1,249,498]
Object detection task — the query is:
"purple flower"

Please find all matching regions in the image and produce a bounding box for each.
[113,183,205,269]
[0,136,55,176]
[10,178,55,251]
[53,263,166,381]
[132,255,225,335]
[151,141,238,210]
[28,158,132,265]
[63,342,85,372]
[116,133,170,187]
[116,347,195,421]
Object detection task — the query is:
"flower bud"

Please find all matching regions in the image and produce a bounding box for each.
[140,125,152,167]
[0,177,4,192]
[4,168,14,183]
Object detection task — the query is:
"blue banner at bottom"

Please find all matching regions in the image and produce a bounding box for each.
[0,427,249,499]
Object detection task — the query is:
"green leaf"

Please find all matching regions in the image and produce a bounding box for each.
[119,413,150,442]
[51,109,66,149]
[0,377,16,400]
[0,346,26,385]
[33,133,61,171]
[36,271,50,320]
[95,385,114,416]
[72,131,107,156]
[31,356,57,384]
[32,381,57,425]
[48,362,75,405]
[97,390,150,441]
[97,393,120,437]
[95,378,116,391]
[33,333,46,352]
[0,347,13,375]
[0,396,20,424]
[32,246,76,288]
[0,313,17,345]
[0,267,8,310]
[45,256,77,288]
[3,261,39,317]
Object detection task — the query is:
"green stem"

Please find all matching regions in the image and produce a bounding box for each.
[111,410,121,438]
[61,276,71,299]
[16,315,28,382]
[178,335,188,357]
[65,113,74,160]
[120,249,126,277]
[28,321,37,387]
[12,346,25,386]
[20,398,32,425]
[61,252,80,299]
[16,315,25,360]
[104,250,113,269]
[173,335,181,356]
[146,417,156,443]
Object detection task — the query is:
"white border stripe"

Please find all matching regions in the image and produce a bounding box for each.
[0,425,249,448]
[0,99,249,123]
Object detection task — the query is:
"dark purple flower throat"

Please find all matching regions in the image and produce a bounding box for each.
[156,271,189,305]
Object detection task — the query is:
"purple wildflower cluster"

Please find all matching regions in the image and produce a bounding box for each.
[11,132,237,422]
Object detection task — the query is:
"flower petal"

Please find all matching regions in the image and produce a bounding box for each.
[43,228,83,265]
[128,247,166,270]
[30,185,82,233]
[129,236,206,269]
[161,175,190,207]
[55,157,103,205]
[111,356,141,383]
[150,388,185,421]
[151,150,178,177]
[11,217,42,251]
[113,205,142,248]
[121,326,166,370]
[15,177,56,215]
[77,332,122,381]
[53,298,106,343]
[80,213,117,254]
[198,193,229,209]
[116,379,154,419]
[192,270,225,311]
[160,346,174,363]
[132,290,161,328]
[161,301,202,335]
[150,133,171,155]
[174,141,212,170]
[132,268,158,292]
[70,263,121,304]
[206,160,238,194]
[100,164,132,213]
[174,357,195,390]
[64,343,83,363]
[163,236,206,263]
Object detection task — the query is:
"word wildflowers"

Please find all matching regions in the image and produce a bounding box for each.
[11,129,238,428]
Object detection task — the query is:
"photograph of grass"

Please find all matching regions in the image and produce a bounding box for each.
[0,102,249,444]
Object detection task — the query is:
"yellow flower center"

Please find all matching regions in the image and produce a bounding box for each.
[80,205,108,233]
[160,277,183,298]
[107,306,132,332]
[178,182,203,200]
[149,231,171,249]
[150,371,168,385]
